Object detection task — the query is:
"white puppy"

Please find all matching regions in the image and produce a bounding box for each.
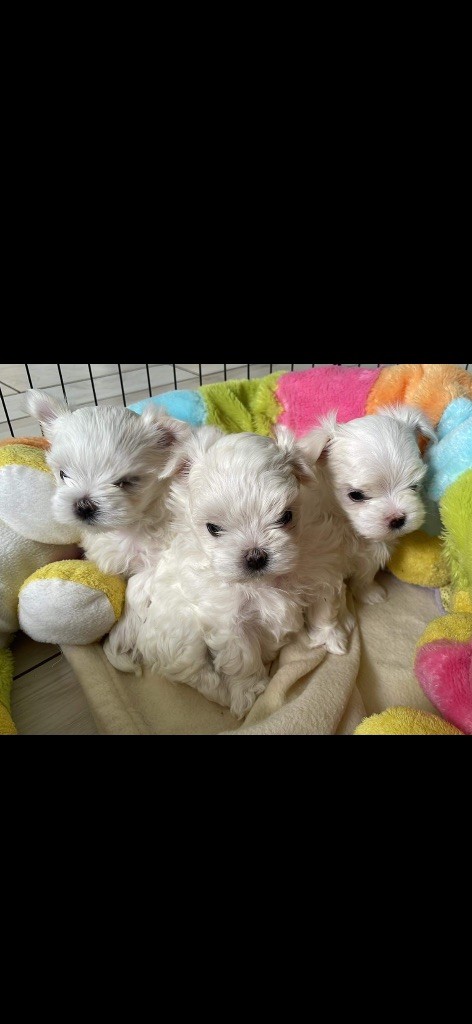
[26,391,191,577]
[104,426,345,718]
[300,405,436,627]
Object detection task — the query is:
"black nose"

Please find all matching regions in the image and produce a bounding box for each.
[390,516,406,531]
[75,498,98,521]
[246,548,269,571]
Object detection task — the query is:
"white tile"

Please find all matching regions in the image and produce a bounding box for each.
[0,365,195,422]
[0,363,160,390]
[175,364,251,377]
[0,364,63,390]
[0,365,29,390]
[60,364,161,384]
[0,414,42,440]
[0,380,17,395]
[64,365,194,407]
[75,364,155,382]
[95,364,193,400]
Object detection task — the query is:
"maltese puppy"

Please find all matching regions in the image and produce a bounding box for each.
[26,391,191,577]
[299,404,436,634]
[104,425,345,718]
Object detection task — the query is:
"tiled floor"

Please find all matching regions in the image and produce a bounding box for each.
[3,360,470,734]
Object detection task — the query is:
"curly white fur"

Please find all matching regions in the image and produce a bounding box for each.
[26,391,191,577]
[300,403,437,616]
[104,427,349,718]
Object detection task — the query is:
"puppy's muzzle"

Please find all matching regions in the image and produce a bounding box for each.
[75,497,99,521]
[246,548,269,571]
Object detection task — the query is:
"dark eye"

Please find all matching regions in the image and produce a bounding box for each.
[348,491,366,502]
[276,510,293,526]
[206,523,223,536]
[114,478,138,489]
[60,471,69,482]
[410,484,419,491]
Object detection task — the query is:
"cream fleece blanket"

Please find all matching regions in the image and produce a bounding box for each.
[62,573,439,735]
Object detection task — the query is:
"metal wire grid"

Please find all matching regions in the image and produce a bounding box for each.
[1,362,470,438]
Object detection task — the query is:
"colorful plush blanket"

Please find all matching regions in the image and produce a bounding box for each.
[130,363,472,734]
[2,364,470,736]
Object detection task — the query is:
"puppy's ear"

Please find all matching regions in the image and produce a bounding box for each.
[165,425,225,479]
[297,412,339,466]
[168,425,223,478]
[140,404,194,476]
[189,425,224,455]
[25,390,69,437]
[273,425,317,482]
[141,403,191,448]
[377,404,437,446]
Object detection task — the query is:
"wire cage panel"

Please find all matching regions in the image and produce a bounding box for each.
[1,362,470,439]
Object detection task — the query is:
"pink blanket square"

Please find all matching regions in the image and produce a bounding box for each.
[276,366,383,437]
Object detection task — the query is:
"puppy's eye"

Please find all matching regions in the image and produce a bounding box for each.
[348,491,367,502]
[206,523,223,537]
[60,471,69,482]
[114,478,138,489]
[410,484,420,491]
[276,510,293,526]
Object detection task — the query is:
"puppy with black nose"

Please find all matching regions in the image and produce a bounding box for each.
[26,391,191,578]
[299,404,437,648]
[104,426,341,719]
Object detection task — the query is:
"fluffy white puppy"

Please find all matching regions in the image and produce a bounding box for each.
[26,391,191,577]
[300,404,437,615]
[104,426,345,718]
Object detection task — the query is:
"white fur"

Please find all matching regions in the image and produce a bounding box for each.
[26,391,191,577]
[104,427,346,718]
[299,404,437,635]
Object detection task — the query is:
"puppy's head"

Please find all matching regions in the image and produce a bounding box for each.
[26,391,190,530]
[172,426,314,582]
[301,405,436,542]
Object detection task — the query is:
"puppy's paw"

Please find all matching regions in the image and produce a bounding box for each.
[340,609,356,635]
[308,623,349,655]
[103,637,142,676]
[355,582,387,605]
[324,624,350,655]
[230,679,267,720]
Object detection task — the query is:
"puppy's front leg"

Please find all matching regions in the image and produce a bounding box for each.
[104,600,143,675]
[348,544,390,604]
[158,638,229,709]
[349,570,387,605]
[212,637,268,720]
[305,582,352,655]
[188,663,232,709]
[223,672,268,720]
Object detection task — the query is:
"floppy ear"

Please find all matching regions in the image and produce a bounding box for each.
[158,422,223,480]
[297,412,339,466]
[377,404,437,445]
[140,403,192,448]
[190,425,224,454]
[140,404,195,477]
[176,425,223,473]
[273,424,317,482]
[25,390,70,437]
